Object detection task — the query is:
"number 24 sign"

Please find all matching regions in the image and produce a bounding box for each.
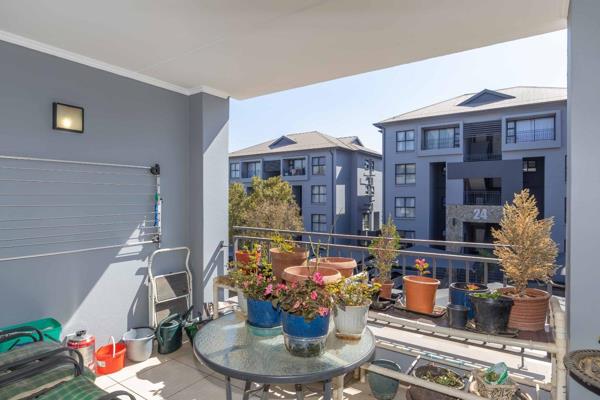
[473,208,488,220]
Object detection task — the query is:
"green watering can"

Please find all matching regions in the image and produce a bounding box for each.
[156,313,185,354]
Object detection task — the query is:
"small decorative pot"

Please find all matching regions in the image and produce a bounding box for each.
[367,359,401,400]
[246,298,281,328]
[237,291,248,315]
[281,311,329,357]
[333,304,369,339]
[449,282,489,319]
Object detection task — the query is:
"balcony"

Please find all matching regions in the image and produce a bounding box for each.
[464,190,502,205]
[282,158,307,177]
[507,128,555,143]
[463,152,502,162]
[422,137,460,151]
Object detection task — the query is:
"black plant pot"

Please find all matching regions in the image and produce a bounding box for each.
[469,294,514,334]
[447,304,468,329]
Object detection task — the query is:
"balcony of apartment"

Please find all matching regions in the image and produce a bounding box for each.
[463,190,502,205]
[241,161,262,179]
[282,157,307,179]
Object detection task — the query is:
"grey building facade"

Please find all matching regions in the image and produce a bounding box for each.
[376,87,567,253]
[229,132,382,236]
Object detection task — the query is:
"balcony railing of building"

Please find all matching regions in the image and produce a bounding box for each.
[232,225,511,286]
[507,128,555,144]
[463,152,502,162]
[422,137,459,150]
[282,167,306,177]
[464,190,501,205]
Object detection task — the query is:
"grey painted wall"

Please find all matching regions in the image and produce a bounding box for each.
[567,1,600,398]
[382,101,567,252]
[0,41,229,342]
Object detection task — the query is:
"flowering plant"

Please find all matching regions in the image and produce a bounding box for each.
[240,271,286,301]
[414,258,430,276]
[329,276,381,307]
[274,272,334,320]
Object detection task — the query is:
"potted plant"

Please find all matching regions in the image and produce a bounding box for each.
[409,364,465,400]
[282,241,342,284]
[239,261,283,329]
[472,363,518,400]
[308,257,357,278]
[449,282,489,319]
[226,257,262,315]
[368,217,400,299]
[492,189,558,331]
[469,291,514,334]
[403,258,440,314]
[269,234,309,281]
[274,272,334,357]
[235,243,262,266]
[330,276,381,339]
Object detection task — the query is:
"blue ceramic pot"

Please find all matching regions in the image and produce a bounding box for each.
[282,311,330,357]
[246,298,281,328]
[367,359,401,400]
[449,282,488,319]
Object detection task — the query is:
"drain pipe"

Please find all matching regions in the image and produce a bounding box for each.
[330,149,336,251]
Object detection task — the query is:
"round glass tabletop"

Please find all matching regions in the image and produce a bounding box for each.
[193,312,376,384]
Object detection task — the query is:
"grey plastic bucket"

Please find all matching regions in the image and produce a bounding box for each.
[123,327,154,362]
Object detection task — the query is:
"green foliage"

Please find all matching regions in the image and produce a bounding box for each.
[274,272,334,320]
[228,176,303,243]
[368,215,400,281]
[329,275,381,307]
[271,233,296,253]
[471,290,503,300]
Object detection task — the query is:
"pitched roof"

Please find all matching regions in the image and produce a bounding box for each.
[229,131,381,157]
[375,86,567,125]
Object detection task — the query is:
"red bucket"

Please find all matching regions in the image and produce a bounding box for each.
[95,336,126,375]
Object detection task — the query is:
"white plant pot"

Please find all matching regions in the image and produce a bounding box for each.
[333,304,369,339]
[238,291,248,315]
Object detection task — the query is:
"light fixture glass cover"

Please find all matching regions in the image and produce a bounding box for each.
[53,102,84,133]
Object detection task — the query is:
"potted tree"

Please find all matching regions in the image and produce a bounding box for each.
[368,217,400,299]
[330,276,380,339]
[493,190,558,331]
[240,261,284,329]
[403,258,440,314]
[275,272,334,357]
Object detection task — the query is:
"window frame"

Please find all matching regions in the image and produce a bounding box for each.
[396,130,415,152]
[506,115,556,144]
[395,197,416,219]
[422,126,460,150]
[395,163,416,185]
[311,214,327,232]
[523,160,537,172]
[229,162,240,179]
[311,185,327,204]
[311,156,326,175]
[242,161,261,179]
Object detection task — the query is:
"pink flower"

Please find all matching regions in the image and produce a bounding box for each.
[264,284,273,296]
[243,281,249,288]
[291,281,298,289]
[317,307,329,317]
[292,300,301,310]
[310,291,318,300]
[312,272,324,286]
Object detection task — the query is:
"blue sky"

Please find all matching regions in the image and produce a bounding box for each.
[230,30,567,153]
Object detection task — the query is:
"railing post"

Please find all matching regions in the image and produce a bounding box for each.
[465,261,469,283]
[484,262,489,285]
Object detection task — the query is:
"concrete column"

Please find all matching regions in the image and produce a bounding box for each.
[567,0,600,398]
[189,92,230,317]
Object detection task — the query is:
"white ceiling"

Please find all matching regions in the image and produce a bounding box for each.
[0,0,568,99]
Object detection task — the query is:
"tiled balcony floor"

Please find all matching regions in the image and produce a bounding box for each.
[95,339,385,400]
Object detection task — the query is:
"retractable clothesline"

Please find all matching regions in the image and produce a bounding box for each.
[0,154,162,262]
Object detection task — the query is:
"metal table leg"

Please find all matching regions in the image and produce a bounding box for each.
[260,384,270,400]
[295,384,304,400]
[323,379,332,400]
[242,381,252,400]
[333,375,344,400]
[226,376,232,400]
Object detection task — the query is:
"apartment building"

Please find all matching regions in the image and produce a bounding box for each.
[375,87,567,253]
[229,131,382,236]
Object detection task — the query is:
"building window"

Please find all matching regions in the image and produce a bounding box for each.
[422,126,460,150]
[229,163,240,179]
[395,163,416,184]
[395,197,416,218]
[523,160,537,172]
[311,185,327,203]
[312,156,326,175]
[397,230,415,239]
[396,130,415,152]
[242,161,261,178]
[283,158,306,176]
[506,116,555,143]
[311,214,327,232]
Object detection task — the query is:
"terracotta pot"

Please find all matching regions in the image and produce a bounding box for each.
[403,275,440,314]
[373,278,394,300]
[235,247,261,265]
[269,247,308,281]
[497,287,550,331]
[308,257,357,278]
[281,266,341,284]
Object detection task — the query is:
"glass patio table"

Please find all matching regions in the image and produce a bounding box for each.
[193,312,376,400]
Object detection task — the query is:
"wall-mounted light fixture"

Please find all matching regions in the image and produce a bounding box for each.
[53,102,84,133]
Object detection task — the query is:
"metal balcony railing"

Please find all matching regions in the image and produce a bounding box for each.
[282,167,306,176]
[507,128,555,143]
[464,190,501,205]
[422,137,459,150]
[232,226,512,286]
[464,152,502,162]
